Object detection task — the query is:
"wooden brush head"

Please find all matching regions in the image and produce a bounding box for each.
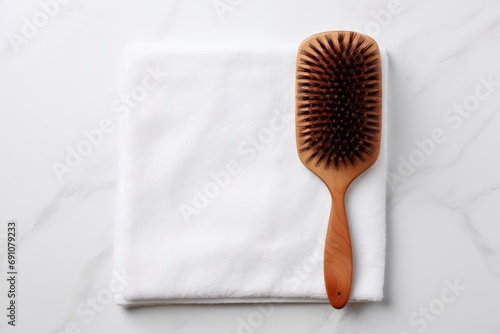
[296,31,382,191]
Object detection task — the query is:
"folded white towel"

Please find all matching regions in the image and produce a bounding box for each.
[114,43,388,306]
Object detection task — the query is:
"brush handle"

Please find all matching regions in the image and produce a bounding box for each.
[324,191,352,309]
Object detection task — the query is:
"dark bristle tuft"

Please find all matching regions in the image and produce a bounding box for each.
[296,31,382,170]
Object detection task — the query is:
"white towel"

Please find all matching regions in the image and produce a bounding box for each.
[113,43,388,306]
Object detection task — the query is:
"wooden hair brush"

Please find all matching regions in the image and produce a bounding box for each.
[295,31,382,309]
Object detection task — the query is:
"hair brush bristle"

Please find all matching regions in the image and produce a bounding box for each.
[296,31,382,170]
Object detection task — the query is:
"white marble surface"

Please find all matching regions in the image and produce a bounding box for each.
[1,0,499,333]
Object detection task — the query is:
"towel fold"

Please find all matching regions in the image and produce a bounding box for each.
[114,43,388,306]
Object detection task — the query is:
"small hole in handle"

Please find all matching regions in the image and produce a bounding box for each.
[337,292,342,296]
